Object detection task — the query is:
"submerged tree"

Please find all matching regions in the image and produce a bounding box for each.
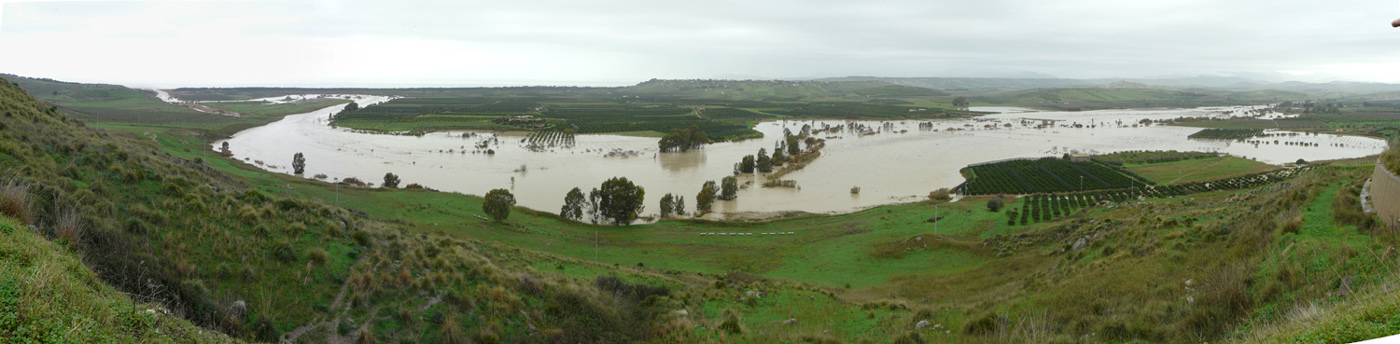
[674,195,686,216]
[382,172,401,188]
[560,187,586,221]
[720,176,739,201]
[292,152,306,174]
[484,189,516,221]
[771,147,786,166]
[739,155,756,174]
[659,193,675,218]
[697,181,717,214]
[756,148,772,173]
[658,125,711,152]
[589,177,646,225]
[786,136,800,156]
[952,96,969,108]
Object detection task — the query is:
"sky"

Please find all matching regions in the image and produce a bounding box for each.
[1,0,1398,88]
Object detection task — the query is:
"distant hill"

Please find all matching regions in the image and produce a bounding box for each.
[621,79,949,99]
[815,76,1400,97]
[970,87,1308,111]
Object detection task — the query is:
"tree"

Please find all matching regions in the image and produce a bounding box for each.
[1296,158,1307,165]
[756,149,772,173]
[987,198,1004,212]
[659,193,675,218]
[560,187,585,221]
[675,196,686,215]
[589,177,646,225]
[952,96,969,108]
[697,181,717,214]
[382,172,401,188]
[739,155,756,173]
[292,152,306,174]
[720,176,739,201]
[771,147,787,166]
[658,125,711,152]
[786,136,801,156]
[483,189,516,221]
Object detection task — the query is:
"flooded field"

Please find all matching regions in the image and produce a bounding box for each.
[217,100,1387,218]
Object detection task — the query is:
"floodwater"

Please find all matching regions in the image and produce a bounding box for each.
[214,99,1387,219]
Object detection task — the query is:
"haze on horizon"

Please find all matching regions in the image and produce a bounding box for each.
[1,0,1398,88]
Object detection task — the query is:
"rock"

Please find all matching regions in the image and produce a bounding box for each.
[1385,246,1396,260]
[228,300,247,319]
[674,309,689,316]
[745,290,762,299]
[1072,238,1088,251]
[914,320,931,330]
[783,318,798,325]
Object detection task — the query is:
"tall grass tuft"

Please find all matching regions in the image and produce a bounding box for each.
[53,207,83,247]
[0,181,29,225]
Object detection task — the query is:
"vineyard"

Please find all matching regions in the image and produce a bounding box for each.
[1012,166,1314,225]
[1187,128,1265,140]
[959,158,1152,195]
[522,129,576,151]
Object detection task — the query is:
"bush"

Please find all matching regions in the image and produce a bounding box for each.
[987,198,1004,212]
[309,248,329,266]
[964,312,999,335]
[719,309,744,334]
[928,188,951,201]
[0,182,28,225]
[271,241,298,263]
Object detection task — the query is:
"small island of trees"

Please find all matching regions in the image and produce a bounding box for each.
[658,125,710,152]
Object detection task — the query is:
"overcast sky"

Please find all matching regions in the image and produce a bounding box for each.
[1,0,1398,87]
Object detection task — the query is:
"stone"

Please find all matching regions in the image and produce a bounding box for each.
[1072,238,1088,251]
[674,309,689,316]
[228,300,247,319]
[783,318,798,325]
[914,320,931,330]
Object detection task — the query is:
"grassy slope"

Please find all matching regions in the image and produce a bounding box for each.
[0,216,234,343]
[9,75,1400,343]
[1126,157,1280,184]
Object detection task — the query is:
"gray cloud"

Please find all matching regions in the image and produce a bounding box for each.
[2,0,1398,86]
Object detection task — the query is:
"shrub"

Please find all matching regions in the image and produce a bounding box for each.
[271,241,298,263]
[309,248,329,266]
[987,198,1004,212]
[719,309,744,334]
[928,188,951,201]
[352,231,371,246]
[964,312,999,335]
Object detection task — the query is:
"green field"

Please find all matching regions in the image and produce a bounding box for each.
[1126,156,1280,184]
[9,75,1400,343]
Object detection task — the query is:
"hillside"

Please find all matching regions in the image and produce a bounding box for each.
[7,75,1400,343]
[971,87,1308,111]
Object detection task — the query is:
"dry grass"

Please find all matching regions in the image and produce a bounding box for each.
[53,207,83,247]
[0,181,29,225]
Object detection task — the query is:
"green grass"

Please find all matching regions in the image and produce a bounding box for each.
[1127,156,1280,184]
[0,216,233,343]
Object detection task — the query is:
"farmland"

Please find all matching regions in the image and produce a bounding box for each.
[1125,156,1279,184]
[167,79,980,140]
[958,157,1152,195]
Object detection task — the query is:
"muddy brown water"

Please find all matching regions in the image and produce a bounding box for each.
[215,99,1387,219]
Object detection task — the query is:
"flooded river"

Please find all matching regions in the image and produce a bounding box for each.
[215,98,1387,219]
